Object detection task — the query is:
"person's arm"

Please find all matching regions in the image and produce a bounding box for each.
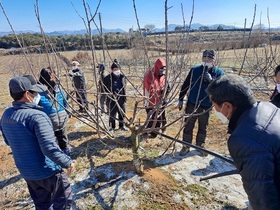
[32,112,72,169]
[0,121,9,145]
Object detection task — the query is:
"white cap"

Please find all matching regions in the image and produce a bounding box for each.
[71,61,80,66]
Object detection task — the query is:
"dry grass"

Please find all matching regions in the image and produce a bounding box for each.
[0,46,276,209]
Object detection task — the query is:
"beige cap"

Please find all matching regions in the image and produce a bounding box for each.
[71,61,80,66]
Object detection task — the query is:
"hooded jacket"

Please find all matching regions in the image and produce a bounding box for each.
[0,102,72,180]
[143,58,169,107]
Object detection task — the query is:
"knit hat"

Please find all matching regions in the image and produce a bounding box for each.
[111,61,119,70]
[202,50,215,59]
[9,75,46,94]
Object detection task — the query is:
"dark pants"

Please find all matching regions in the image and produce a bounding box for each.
[146,107,167,137]
[54,127,68,150]
[100,93,107,111]
[108,101,126,129]
[183,101,211,146]
[76,89,88,110]
[25,171,72,210]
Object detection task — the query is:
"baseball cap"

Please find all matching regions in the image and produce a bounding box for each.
[9,75,46,94]
[71,61,80,66]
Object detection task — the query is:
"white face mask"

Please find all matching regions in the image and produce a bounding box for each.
[33,94,41,105]
[213,105,228,124]
[205,62,213,68]
[72,66,77,70]
[113,70,121,76]
[277,84,280,93]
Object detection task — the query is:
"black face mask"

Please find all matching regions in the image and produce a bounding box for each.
[159,67,166,76]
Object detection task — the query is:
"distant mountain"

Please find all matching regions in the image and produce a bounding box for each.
[0,28,126,36]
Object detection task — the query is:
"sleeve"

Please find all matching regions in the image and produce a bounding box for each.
[62,90,68,108]
[229,136,280,209]
[179,69,192,101]
[33,113,72,168]
[0,122,9,145]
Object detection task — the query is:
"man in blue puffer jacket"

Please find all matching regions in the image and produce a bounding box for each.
[0,75,74,210]
[37,68,70,155]
[206,74,280,210]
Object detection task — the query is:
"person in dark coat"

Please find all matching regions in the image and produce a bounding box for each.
[178,50,224,156]
[206,74,280,210]
[270,65,280,107]
[103,59,127,132]
[68,61,88,112]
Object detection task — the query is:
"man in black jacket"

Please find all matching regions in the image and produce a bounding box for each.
[69,61,88,112]
[103,60,127,132]
[206,74,280,210]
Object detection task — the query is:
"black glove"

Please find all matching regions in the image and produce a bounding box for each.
[203,72,213,83]
[178,100,183,110]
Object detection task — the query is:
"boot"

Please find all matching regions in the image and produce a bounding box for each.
[197,143,208,157]
[179,146,190,156]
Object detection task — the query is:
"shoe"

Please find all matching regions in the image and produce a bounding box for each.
[179,146,190,156]
[149,133,157,139]
[197,143,208,157]
[109,127,115,132]
[119,127,128,131]
[139,133,149,142]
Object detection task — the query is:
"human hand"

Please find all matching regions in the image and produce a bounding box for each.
[66,162,74,175]
[203,72,213,83]
[177,100,183,110]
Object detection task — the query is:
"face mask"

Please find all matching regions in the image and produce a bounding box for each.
[213,105,228,124]
[277,84,280,93]
[33,94,41,105]
[72,66,77,70]
[205,62,213,68]
[113,70,121,76]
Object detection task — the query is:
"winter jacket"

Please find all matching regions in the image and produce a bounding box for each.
[39,86,68,131]
[69,68,86,90]
[0,102,72,180]
[103,73,126,104]
[228,101,280,210]
[179,65,224,107]
[143,58,170,107]
[270,91,280,108]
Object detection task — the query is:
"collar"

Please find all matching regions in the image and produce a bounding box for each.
[227,97,256,134]
[12,101,43,111]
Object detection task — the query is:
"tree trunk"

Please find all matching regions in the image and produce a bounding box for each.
[130,128,144,175]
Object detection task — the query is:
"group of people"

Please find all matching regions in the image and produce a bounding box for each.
[1,50,280,209]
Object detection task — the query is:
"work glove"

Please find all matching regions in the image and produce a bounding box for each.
[203,72,213,83]
[177,100,183,111]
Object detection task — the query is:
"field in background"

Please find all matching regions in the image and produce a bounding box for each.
[0,43,276,209]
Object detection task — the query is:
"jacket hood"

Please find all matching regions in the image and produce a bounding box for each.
[152,58,166,76]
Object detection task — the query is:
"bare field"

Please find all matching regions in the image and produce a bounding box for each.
[0,46,276,209]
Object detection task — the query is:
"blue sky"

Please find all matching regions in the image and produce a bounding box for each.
[0,0,280,32]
